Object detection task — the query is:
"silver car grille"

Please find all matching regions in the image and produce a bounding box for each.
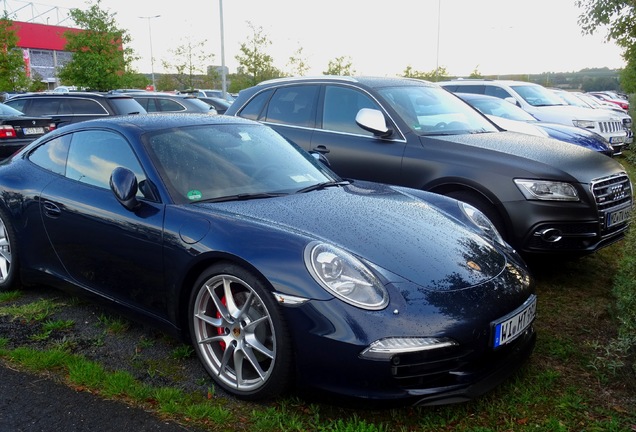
[598,120,624,134]
[591,173,633,232]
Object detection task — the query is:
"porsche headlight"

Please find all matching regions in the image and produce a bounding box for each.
[514,179,579,201]
[304,242,388,310]
[459,202,505,246]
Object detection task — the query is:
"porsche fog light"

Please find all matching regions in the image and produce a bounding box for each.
[360,337,458,360]
[459,201,505,246]
[514,179,579,201]
[305,242,388,310]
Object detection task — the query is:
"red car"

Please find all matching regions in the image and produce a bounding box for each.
[588,92,630,111]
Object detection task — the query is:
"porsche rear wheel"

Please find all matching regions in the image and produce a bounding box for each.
[0,209,18,291]
[189,263,292,400]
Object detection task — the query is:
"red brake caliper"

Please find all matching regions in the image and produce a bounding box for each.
[217,296,228,350]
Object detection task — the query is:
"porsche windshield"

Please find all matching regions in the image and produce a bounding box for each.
[145,123,336,204]
[378,85,498,136]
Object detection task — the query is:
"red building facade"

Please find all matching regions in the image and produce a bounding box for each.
[12,21,79,88]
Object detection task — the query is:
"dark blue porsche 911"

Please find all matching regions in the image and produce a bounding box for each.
[0,113,536,405]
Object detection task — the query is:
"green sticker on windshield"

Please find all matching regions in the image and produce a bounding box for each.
[187,190,202,200]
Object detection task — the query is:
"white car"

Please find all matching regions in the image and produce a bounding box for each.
[552,89,633,146]
[440,80,627,148]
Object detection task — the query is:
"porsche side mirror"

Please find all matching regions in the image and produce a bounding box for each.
[110,167,141,211]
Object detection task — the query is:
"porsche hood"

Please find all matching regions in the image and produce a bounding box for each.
[201,182,508,292]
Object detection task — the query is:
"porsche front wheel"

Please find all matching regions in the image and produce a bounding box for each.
[189,263,292,400]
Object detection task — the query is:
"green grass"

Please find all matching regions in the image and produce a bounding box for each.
[0,298,62,322]
[97,313,130,334]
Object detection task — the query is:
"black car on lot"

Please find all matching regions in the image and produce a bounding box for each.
[197,96,232,114]
[226,76,633,257]
[0,102,56,159]
[4,92,146,128]
[125,92,217,115]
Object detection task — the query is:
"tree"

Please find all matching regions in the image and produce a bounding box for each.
[620,61,636,93]
[235,22,281,87]
[402,65,449,82]
[287,46,309,77]
[161,38,214,91]
[57,0,138,91]
[469,66,483,78]
[0,14,31,91]
[323,56,355,76]
[577,1,635,51]
[156,74,178,92]
[576,1,635,90]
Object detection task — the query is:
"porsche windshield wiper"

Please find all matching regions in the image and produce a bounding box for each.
[202,192,287,203]
[296,180,350,193]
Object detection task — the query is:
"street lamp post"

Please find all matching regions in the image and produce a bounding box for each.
[139,15,160,91]
[218,0,227,99]
[435,0,441,81]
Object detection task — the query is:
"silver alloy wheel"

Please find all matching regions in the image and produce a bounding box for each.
[0,217,11,283]
[192,273,276,393]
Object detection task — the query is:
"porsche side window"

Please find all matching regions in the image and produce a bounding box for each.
[322,86,378,136]
[28,134,72,175]
[65,130,146,195]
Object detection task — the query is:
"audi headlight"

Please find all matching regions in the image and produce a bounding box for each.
[514,179,579,201]
[459,201,505,246]
[304,242,388,310]
[573,120,595,129]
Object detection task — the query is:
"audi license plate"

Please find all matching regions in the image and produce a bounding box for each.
[607,206,632,227]
[492,295,536,348]
[23,127,44,135]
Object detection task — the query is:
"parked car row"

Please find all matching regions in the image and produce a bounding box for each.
[225,76,633,257]
[438,79,629,152]
[0,76,632,406]
[550,88,633,150]
[454,92,615,156]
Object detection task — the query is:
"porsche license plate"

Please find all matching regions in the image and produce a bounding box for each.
[23,127,44,135]
[607,206,631,227]
[493,295,536,348]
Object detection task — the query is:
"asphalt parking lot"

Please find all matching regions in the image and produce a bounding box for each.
[0,363,201,432]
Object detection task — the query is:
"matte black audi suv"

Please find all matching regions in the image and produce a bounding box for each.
[226,76,633,256]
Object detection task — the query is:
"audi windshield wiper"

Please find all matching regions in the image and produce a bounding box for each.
[296,180,351,193]
[201,192,288,203]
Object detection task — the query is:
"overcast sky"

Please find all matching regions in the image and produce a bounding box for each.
[6,0,626,77]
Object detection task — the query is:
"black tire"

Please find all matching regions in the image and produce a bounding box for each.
[188,262,293,400]
[446,190,507,240]
[0,208,19,292]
